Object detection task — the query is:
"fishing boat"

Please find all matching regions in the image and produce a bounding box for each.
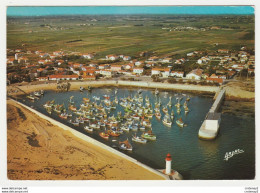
[26,95,35,101]
[93,96,100,101]
[155,88,159,95]
[145,113,153,119]
[119,139,133,151]
[175,102,181,108]
[176,117,184,128]
[141,130,156,141]
[46,107,52,114]
[69,96,74,104]
[59,113,68,119]
[40,90,44,95]
[103,95,110,100]
[83,97,90,103]
[162,114,172,127]
[171,110,175,119]
[184,106,190,114]
[141,119,152,128]
[167,96,172,108]
[121,125,130,132]
[162,106,168,114]
[177,108,181,114]
[138,89,142,94]
[43,101,53,108]
[87,86,92,91]
[183,101,187,108]
[79,86,84,92]
[69,119,79,126]
[84,126,93,132]
[69,105,77,111]
[53,104,64,114]
[139,126,146,131]
[114,96,119,104]
[99,132,109,140]
[155,112,161,120]
[34,91,41,97]
[107,130,120,137]
[132,134,147,144]
[186,97,190,101]
[90,123,100,129]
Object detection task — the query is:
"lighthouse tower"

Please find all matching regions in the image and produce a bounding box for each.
[165,153,172,175]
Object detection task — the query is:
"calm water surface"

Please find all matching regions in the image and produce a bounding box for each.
[19,88,255,180]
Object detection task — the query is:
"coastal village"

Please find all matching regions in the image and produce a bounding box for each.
[6,9,255,182]
[6,47,255,86]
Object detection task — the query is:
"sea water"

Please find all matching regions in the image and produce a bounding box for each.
[18,88,255,180]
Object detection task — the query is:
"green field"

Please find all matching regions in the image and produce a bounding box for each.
[7,15,254,59]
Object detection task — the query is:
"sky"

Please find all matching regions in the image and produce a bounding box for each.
[7,6,254,16]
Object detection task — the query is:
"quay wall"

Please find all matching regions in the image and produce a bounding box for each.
[12,99,169,180]
[73,80,220,93]
[11,80,220,95]
[209,89,226,113]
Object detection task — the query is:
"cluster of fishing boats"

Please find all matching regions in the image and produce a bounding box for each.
[26,90,44,100]
[39,88,191,152]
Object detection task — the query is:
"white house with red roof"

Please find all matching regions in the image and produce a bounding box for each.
[133,68,144,75]
[17,57,28,63]
[38,60,46,65]
[123,56,131,61]
[186,69,203,80]
[170,71,184,78]
[135,61,144,66]
[148,56,159,61]
[100,69,112,77]
[162,58,173,63]
[39,53,49,58]
[53,51,63,56]
[111,65,122,72]
[82,53,94,59]
[124,63,135,70]
[210,74,219,79]
[152,68,171,77]
[7,58,15,65]
[106,55,119,61]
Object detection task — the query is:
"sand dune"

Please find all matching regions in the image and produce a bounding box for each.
[7,100,164,180]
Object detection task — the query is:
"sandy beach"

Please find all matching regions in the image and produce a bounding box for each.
[7,99,165,180]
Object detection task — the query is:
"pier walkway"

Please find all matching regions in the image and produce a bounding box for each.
[198,89,225,140]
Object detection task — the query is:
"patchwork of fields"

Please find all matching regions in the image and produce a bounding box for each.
[7,15,254,59]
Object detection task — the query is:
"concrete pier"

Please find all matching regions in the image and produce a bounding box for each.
[198,89,225,140]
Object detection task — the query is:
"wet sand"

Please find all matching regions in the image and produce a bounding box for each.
[7,99,165,180]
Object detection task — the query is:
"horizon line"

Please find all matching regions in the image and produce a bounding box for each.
[7,6,255,16]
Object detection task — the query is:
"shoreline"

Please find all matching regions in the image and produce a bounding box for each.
[7,99,169,180]
[7,80,255,102]
[8,80,219,96]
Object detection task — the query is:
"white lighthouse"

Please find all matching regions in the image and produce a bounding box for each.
[165,153,172,175]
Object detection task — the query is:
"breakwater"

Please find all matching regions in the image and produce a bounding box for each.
[11,99,171,180]
[198,89,225,140]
